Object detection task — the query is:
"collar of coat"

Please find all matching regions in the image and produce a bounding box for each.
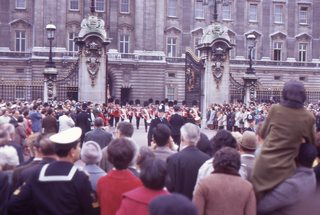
[212,168,240,177]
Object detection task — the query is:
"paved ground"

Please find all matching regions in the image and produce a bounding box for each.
[107,121,217,147]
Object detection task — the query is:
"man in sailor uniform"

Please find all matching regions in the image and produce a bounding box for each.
[8,127,99,215]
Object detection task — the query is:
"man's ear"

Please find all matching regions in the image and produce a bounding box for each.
[69,147,76,158]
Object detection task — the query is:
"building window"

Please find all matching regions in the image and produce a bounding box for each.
[298,43,307,62]
[222,4,231,20]
[167,0,177,17]
[168,72,176,78]
[16,0,26,9]
[195,1,204,19]
[69,0,79,10]
[16,68,24,73]
[273,42,282,61]
[119,35,129,53]
[299,76,306,81]
[299,6,308,24]
[68,33,78,53]
[120,0,129,13]
[167,37,177,57]
[274,75,281,80]
[248,4,257,22]
[15,31,26,52]
[274,5,283,23]
[166,86,175,101]
[96,0,105,12]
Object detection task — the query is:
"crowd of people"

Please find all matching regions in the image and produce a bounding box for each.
[1,79,320,215]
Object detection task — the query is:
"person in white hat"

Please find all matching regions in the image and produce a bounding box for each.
[8,127,98,215]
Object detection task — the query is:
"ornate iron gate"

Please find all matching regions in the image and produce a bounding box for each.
[0,61,78,102]
[0,80,44,101]
[185,48,204,107]
[229,73,245,103]
[55,60,79,101]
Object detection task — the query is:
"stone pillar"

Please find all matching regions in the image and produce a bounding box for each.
[201,46,231,128]
[43,67,57,103]
[197,22,233,127]
[206,49,230,104]
[76,14,111,104]
[243,74,258,106]
[78,40,107,103]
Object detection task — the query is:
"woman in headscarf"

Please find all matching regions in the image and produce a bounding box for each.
[252,80,315,199]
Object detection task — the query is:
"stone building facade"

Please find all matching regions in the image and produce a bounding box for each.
[0,0,320,103]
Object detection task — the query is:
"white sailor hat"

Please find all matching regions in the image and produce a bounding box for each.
[49,127,82,145]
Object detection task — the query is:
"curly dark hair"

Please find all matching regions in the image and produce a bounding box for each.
[210,130,237,156]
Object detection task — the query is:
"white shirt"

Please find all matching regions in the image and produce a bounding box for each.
[0,115,10,125]
[58,115,75,132]
[196,156,249,185]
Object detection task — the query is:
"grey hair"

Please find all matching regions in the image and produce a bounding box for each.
[180,123,200,146]
[3,123,15,135]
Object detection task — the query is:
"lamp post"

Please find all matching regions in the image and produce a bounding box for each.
[44,22,57,103]
[242,34,258,104]
[45,23,56,68]
[246,34,256,74]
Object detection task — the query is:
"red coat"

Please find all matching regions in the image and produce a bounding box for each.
[97,170,142,215]
[116,187,169,215]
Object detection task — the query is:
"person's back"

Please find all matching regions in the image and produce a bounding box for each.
[252,103,315,197]
[149,193,198,215]
[97,138,142,215]
[76,105,91,142]
[11,161,95,215]
[58,112,75,132]
[29,105,42,133]
[193,147,256,215]
[42,109,57,134]
[81,141,106,191]
[84,117,112,149]
[257,143,318,215]
[195,173,255,215]
[166,123,210,199]
[239,131,257,182]
[197,129,238,183]
[169,106,185,146]
[0,172,9,215]
[116,158,169,215]
[152,124,176,162]
[8,127,97,215]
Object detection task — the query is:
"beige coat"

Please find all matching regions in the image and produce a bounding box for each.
[252,104,315,198]
[193,173,256,215]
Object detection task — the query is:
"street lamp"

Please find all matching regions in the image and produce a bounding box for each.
[44,22,57,103]
[242,34,258,104]
[45,22,56,68]
[246,34,256,74]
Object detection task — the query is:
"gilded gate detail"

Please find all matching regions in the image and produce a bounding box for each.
[185,48,204,107]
